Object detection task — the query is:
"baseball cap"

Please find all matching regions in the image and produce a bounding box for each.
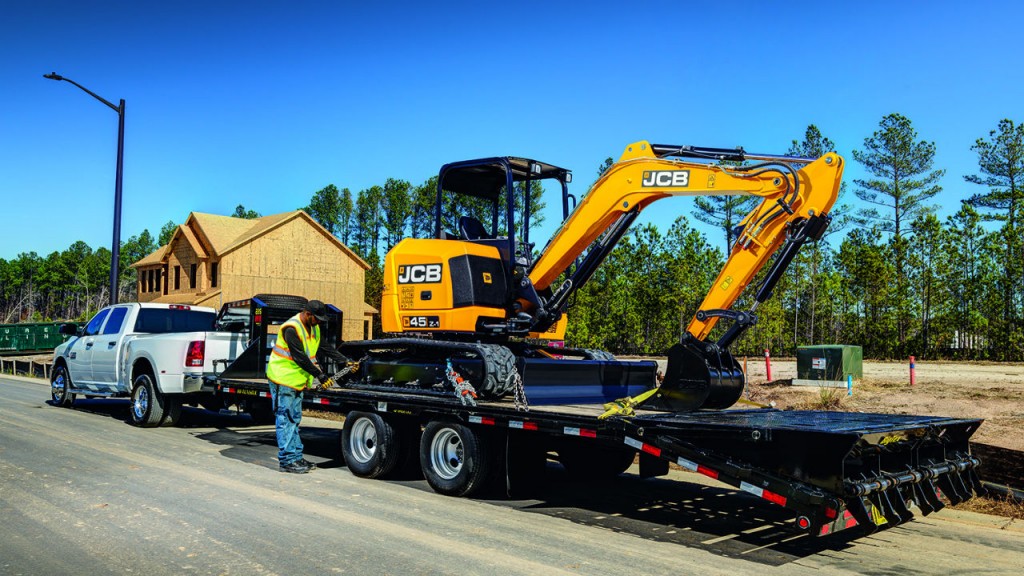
[303,299,329,322]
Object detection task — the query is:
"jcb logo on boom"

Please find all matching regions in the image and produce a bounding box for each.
[641,170,690,187]
[398,264,443,284]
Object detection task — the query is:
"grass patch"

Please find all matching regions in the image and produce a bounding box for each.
[306,409,345,422]
[953,493,1024,520]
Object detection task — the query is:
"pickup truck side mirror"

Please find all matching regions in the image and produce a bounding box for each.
[59,323,81,337]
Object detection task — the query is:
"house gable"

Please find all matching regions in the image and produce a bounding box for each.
[131,209,375,340]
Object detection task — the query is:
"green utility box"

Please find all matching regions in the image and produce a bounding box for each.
[796,345,863,384]
[0,322,77,355]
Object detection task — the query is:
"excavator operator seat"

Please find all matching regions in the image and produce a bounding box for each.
[459,216,492,241]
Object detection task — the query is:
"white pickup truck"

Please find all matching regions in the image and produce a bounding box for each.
[51,302,248,427]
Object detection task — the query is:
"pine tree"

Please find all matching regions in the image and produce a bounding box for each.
[852,113,944,350]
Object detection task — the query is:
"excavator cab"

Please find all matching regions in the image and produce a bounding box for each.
[435,156,573,265]
[380,156,573,339]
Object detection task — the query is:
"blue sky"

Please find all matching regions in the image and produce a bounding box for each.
[2,1,1022,259]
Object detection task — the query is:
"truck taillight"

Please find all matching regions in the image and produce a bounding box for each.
[186,340,205,367]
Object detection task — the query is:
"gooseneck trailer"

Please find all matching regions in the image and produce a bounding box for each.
[204,295,983,538]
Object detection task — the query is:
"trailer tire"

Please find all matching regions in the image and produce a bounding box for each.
[50,365,76,407]
[129,372,166,428]
[341,412,403,479]
[420,421,491,497]
[557,442,635,479]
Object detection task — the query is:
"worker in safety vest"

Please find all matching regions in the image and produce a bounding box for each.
[266,299,349,473]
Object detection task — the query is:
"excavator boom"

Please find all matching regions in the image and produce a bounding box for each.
[529,140,844,340]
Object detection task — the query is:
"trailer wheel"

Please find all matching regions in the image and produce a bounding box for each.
[129,372,166,428]
[420,421,491,497]
[50,365,76,407]
[341,412,403,479]
[557,442,635,479]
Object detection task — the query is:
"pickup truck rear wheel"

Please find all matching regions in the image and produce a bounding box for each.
[130,373,166,428]
[341,411,403,479]
[420,421,491,497]
[50,365,76,407]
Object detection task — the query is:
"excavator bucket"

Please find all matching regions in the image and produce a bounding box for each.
[640,339,745,412]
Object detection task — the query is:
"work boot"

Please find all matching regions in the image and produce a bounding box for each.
[298,458,318,470]
[280,460,311,474]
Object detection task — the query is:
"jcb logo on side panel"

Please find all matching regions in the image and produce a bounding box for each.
[641,170,690,187]
[397,264,443,284]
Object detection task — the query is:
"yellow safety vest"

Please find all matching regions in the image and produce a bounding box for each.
[266,314,321,390]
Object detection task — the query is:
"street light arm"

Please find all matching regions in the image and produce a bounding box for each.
[44,71,126,305]
[43,72,121,113]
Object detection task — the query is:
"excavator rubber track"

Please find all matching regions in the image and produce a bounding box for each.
[340,338,519,399]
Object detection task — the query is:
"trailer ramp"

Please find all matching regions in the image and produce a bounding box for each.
[623,409,983,536]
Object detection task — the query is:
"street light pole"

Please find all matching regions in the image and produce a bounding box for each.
[44,72,125,306]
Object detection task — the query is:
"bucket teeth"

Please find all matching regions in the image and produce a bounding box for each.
[967,467,986,496]
[936,470,972,505]
[912,478,945,515]
[847,496,880,534]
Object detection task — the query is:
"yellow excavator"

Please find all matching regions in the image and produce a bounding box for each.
[352,140,843,411]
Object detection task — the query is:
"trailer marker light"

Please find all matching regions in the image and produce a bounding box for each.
[564,427,597,438]
[697,465,719,479]
[315,397,329,405]
[510,421,538,431]
[825,507,837,519]
[796,516,811,529]
[469,416,495,426]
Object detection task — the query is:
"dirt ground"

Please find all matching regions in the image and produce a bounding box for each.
[733,357,1024,452]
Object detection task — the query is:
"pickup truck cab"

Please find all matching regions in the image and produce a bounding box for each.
[51,302,247,427]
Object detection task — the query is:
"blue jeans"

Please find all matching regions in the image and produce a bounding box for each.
[269,383,304,466]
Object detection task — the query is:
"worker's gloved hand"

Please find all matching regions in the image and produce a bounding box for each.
[314,373,333,391]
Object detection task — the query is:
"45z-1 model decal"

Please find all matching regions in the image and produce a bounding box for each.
[403,316,440,328]
[398,264,443,284]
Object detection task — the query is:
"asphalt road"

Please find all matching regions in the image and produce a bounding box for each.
[2,375,1022,576]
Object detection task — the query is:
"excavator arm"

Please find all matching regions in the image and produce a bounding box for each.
[528,140,844,342]
[524,141,843,412]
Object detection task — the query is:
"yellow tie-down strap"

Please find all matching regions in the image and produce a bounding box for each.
[598,388,660,420]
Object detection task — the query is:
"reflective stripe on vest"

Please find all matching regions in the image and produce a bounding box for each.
[266,314,320,390]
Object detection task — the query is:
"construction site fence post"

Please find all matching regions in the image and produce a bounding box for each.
[764,348,772,382]
[910,355,916,386]
[847,374,853,396]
